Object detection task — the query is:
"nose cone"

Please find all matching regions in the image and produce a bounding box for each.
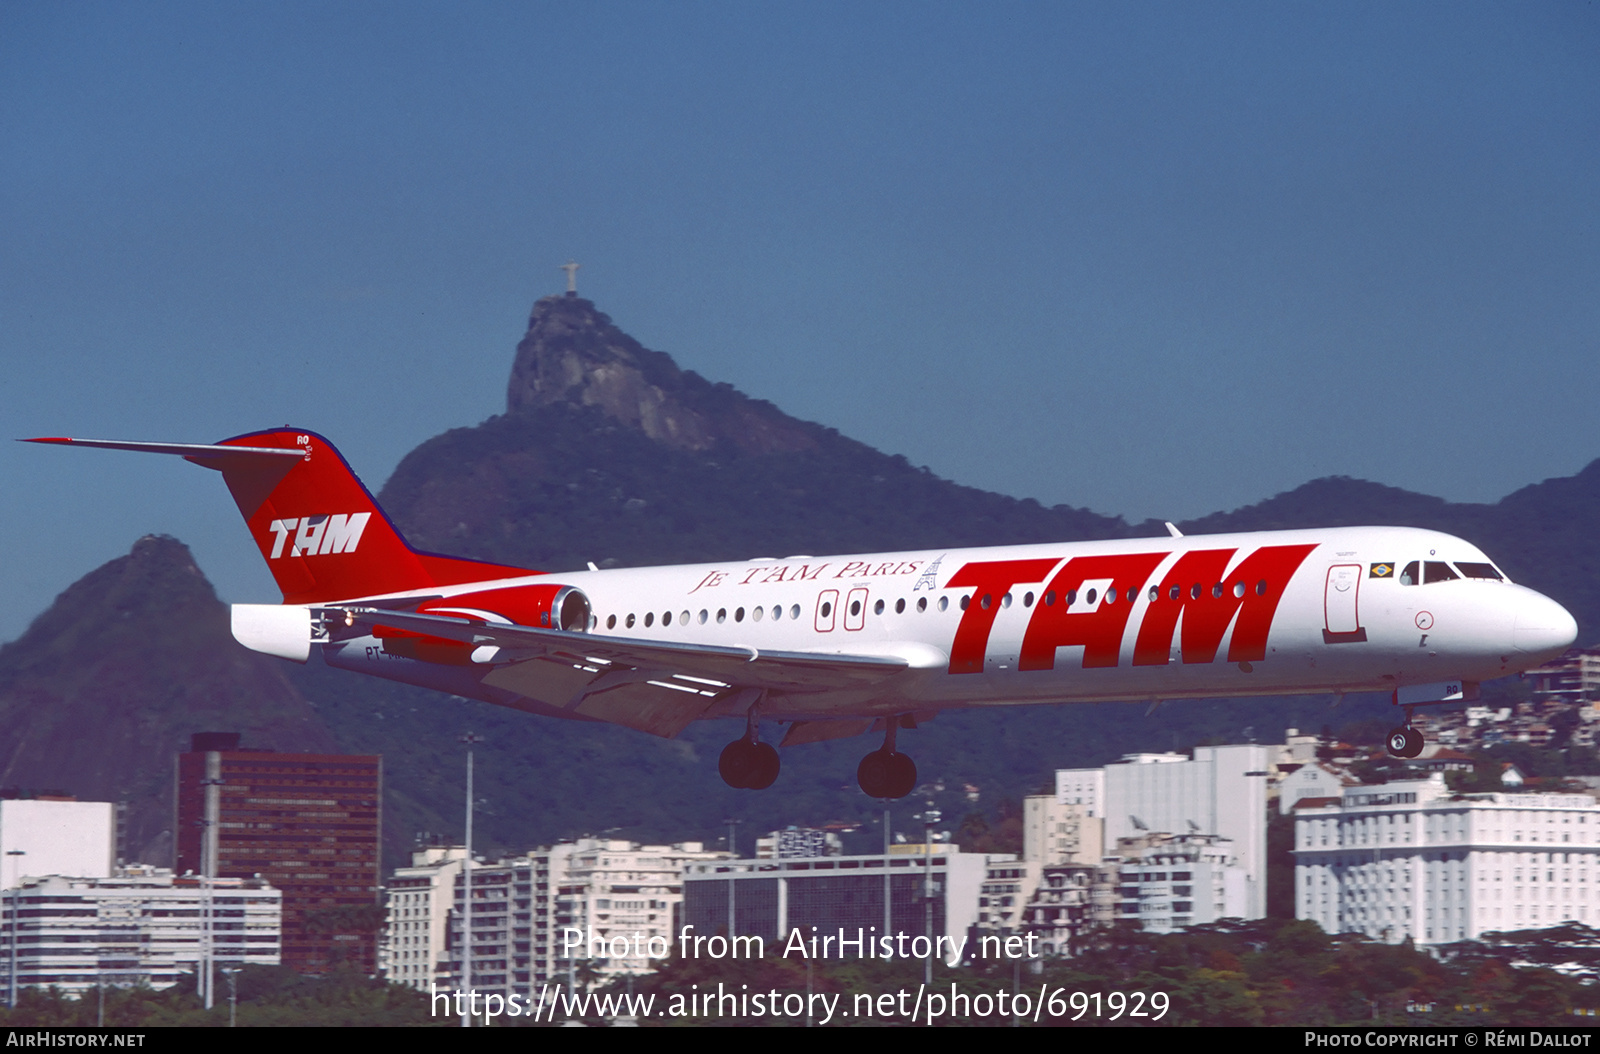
[1512,589,1579,661]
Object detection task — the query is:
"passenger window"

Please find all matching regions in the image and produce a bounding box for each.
[643,612,653,628]
[874,599,885,615]
[916,597,927,612]
[607,614,617,629]
[1400,561,1419,586]
[894,598,905,614]
[1424,562,1459,584]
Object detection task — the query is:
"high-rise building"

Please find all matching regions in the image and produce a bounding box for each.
[1294,774,1600,946]
[175,733,381,974]
[1022,794,1102,865]
[383,846,467,990]
[1057,744,1269,918]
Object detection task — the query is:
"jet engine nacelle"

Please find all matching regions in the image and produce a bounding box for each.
[232,603,311,663]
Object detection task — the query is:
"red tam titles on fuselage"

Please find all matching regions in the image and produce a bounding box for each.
[29,428,1577,798]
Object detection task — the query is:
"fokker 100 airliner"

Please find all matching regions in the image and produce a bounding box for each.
[30,429,1578,798]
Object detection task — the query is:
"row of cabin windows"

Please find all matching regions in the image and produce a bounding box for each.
[601,579,1280,631]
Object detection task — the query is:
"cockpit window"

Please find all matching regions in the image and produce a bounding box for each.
[1424,561,1460,584]
[1400,561,1419,586]
[1456,562,1504,580]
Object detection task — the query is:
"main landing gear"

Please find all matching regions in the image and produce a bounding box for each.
[719,711,780,790]
[857,716,918,799]
[1387,707,1425,759]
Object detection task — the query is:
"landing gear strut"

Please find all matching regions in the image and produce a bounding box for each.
[719,709,780,790]
[1386,707,1424,759]
[857,716,917,799]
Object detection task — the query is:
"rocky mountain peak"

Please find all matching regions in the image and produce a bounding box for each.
[506,295,823,455]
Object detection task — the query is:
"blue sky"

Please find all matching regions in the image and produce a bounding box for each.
[3,2,1597,643]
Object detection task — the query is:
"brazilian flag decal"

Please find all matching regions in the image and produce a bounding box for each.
[1369,563,1394,578]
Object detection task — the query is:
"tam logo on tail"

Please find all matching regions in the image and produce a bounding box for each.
[266,513,373,558]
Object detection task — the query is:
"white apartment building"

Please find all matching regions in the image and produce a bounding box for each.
[1055,768,1104,817]
[1058,744,1269,917]
[1023,795,1102,865]
[0,800,116,888]
[1294,774,1600,946]
[0,866,280,994]
[1112,833,1248,933]
[426,838,720,998]
[551,839,722,978]
[383,845,467,990]
[978,857,1039,932]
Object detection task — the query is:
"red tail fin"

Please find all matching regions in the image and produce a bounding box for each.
[29,429,534,603]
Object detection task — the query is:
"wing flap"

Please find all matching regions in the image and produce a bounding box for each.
[323,606,913,692]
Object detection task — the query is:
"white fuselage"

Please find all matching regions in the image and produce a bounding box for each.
[307,525,1577,725]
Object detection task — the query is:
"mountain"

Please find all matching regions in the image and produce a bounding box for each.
[0,536,335,863]
[384,296,1148,576]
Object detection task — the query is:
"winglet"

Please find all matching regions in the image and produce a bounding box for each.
[1165,521,1184,538]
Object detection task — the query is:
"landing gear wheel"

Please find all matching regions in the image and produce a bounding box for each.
[719,740,757,788]
[883,751,917,798]
[857,750,917,798]
[720,739,780,789]
[746,742,780,790]
[1386,726,1424,759]
[857,751,889,797]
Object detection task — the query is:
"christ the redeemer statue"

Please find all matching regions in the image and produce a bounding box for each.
[561,260,580,296]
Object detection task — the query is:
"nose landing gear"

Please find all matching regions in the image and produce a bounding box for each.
[719,709,780,789]
[1386,707,1425,759]
[857,716,918,799]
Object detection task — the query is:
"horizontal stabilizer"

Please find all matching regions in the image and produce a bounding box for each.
[25,436,305,465]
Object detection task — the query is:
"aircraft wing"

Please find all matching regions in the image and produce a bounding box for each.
[319,605,934,738]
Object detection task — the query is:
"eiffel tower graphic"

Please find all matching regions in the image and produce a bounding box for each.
[913,553,945,591]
